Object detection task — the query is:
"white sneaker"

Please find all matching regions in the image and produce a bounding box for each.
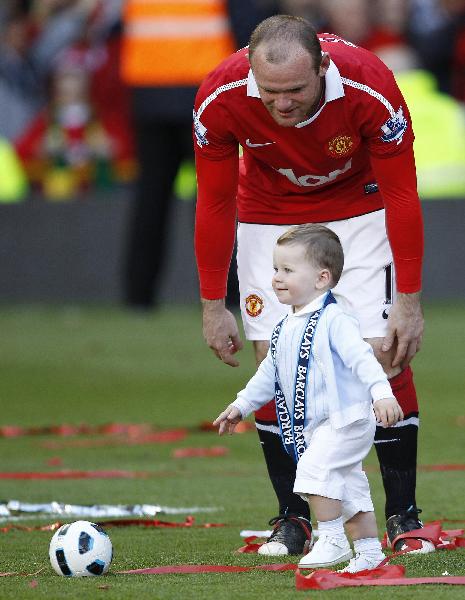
[298,534,352,569]
[338,552,385,573]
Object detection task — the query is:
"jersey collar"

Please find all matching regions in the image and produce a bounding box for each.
[246,57,345,128]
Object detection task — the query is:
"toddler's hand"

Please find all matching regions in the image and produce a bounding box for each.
[213,405,242,435]
[374,397,404,428]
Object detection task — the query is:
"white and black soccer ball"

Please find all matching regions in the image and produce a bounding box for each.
[49,520,113,577]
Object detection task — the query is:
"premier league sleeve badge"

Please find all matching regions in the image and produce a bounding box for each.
[380,106,408,145]
[193,109,209,148]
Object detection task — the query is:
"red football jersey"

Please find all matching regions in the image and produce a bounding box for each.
[194,35,423,298]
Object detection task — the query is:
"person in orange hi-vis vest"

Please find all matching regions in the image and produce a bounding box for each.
[120,0,272,309]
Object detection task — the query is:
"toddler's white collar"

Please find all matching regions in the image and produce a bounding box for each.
[289,292,328,318]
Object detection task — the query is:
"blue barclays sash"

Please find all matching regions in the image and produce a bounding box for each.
[270,292,336,463]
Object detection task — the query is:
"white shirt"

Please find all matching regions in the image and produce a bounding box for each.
[232,293,394,437]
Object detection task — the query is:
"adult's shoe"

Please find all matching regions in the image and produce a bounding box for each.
[386,506,435,554]
[258,514,313,556]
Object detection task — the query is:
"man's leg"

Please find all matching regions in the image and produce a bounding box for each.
[368,341,434,553]
[375,366,418,519]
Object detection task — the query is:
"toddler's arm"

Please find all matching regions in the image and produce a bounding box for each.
[213,404,243,435]
[373,397,404,427]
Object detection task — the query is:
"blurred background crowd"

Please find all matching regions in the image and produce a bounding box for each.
[1,0,464,203]
[0,0,464,308]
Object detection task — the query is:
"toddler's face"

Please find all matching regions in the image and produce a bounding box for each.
[272,243,327,312]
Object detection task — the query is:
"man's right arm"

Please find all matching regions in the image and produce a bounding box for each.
[195,153,243,366]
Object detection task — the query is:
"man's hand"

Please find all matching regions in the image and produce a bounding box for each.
[374,397,404,428]
[382,292,424,369]
[213,404,242,435]
[201,298,243,367]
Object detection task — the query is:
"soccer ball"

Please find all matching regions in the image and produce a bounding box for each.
[49,520,113,577]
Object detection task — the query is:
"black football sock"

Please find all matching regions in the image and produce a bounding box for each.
[256,424,310,519]
[375,419,418,519]
[375,367,420,520]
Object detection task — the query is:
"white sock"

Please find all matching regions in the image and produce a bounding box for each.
[353,537,384,559]
[317,516,346,541]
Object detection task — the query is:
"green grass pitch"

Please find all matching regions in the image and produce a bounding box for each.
[0,302,463,599]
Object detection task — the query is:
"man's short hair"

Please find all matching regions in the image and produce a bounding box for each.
[249,14,322,72]
[277,224,344,286]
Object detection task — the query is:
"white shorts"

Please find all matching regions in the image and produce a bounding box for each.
[293,412,376,521]
[236,210,395,340]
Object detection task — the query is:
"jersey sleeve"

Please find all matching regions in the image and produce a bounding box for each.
[193,76,242,299]
[370,148,424,293]
[194,152,239,299]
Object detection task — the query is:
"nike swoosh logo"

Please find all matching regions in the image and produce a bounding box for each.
[245,138,275,148]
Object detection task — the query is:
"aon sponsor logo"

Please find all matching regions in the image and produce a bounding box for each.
[277,160,352,187]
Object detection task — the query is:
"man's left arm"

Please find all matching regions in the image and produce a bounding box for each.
[370,147,424,368]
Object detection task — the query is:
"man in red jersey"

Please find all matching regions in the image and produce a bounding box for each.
[194,15,430,557]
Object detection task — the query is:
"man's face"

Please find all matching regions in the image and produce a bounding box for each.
[250,47,329,128]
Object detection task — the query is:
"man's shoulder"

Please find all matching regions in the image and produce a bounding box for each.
[320,34,394,90]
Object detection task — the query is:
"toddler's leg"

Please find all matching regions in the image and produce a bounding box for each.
[339,511,385,573]
[345,510,378,539]
[298,495,353,569]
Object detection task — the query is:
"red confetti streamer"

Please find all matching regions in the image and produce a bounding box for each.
[295,565,465,590]
[0,516,225,534]
[0,423,155,439]
[1,521,65,534]
[120,565,250,575]
[0,426,24,438]
[46,457,63,466]
[296,521,465,590]
[42,429,187,449]
[237,535,264,553]
[172,446,229,458]
[0,420,254,439]
[118,563,297,575]
[2,561,464,587]
[0,470,151,480]
[0,568,45,578]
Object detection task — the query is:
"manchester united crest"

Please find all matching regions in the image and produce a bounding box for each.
[245,294,264,317]
[327,135,354,158]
